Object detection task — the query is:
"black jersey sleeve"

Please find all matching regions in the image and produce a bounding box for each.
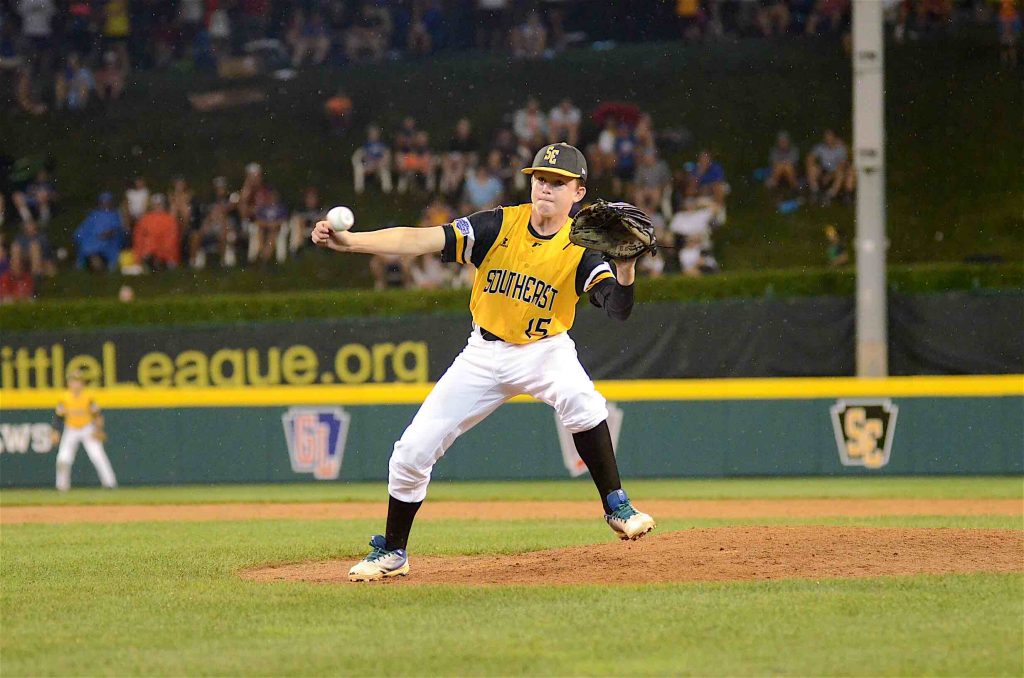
[574,248,615,296]
[440,208,503,266]
[588,277,635,321]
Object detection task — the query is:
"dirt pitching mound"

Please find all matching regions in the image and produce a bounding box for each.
[241,526,1024,586]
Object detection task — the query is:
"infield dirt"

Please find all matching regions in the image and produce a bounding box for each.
[2,497,1019,524]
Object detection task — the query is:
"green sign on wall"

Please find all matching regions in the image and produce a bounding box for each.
[2,376,1020,488]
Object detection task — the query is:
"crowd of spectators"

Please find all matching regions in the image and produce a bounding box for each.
[2,0,1012,301]
[1,0,575,117]
[348,89,873,288]
[346,94,743,288]
[678,0,1015,45]
[0,158,342,302]
[0,86,863,304]
[7,1,1012,116]
[675,0,855,41]
[0,166,60,302]
[3,1,131,115]
[91,162,330,273]
[349,99,558,290]
[763,128,856,206]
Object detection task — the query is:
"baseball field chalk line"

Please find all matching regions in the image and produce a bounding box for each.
[2,374,1021,409]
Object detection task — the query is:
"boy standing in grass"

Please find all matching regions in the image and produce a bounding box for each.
[54,370,117,492]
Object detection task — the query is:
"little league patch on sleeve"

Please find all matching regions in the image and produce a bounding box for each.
[281,407,351,480]
[454,217,472,237]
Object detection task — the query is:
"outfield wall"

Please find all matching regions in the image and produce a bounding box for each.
[1,376,1020,487]
[1,293,1021,389]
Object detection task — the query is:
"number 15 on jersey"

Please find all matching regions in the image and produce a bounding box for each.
[526,317,552,338]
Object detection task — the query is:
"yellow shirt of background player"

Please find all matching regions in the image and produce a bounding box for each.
[56,390,99,429]
[442,203,614,344]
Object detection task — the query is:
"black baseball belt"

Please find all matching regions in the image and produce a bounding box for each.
[476,325,503,342]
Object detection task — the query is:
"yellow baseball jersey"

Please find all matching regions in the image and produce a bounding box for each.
[441,204,615,344]
[56,390,99,429]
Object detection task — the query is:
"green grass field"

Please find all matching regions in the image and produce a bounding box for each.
[2,477,1021,676]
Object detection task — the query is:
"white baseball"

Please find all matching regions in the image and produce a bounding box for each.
[327,206,355,232]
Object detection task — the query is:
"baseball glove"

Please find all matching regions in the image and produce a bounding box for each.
[92,427,107,443]
[569,200,657,260]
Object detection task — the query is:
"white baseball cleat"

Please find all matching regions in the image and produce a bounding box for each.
[605,489,656,541]
[348,535,410,582]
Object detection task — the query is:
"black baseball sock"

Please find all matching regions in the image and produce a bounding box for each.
[384,494,422,552]
[572,420,622,513]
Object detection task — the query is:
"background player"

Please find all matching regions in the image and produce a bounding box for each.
[312,142,655,582]
[53,369,117,492]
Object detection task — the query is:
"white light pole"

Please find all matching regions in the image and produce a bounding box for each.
[853,0,888,377]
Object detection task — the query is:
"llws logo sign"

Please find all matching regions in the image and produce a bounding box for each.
[0,423,57,454]
[282,407,351,480]
[830,399,899,469]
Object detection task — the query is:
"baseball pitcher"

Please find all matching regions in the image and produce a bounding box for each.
[312,142,656,582]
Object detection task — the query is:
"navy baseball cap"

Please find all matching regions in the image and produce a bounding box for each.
[522,142,588,182]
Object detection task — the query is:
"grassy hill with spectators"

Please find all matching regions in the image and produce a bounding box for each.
[1,32,1020,302]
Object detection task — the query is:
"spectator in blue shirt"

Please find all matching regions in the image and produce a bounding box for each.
[12,219,55,278]
[74,192,125,271]
[461,163,504,213]
[806,129,855,204]
[254,188,289,263]
[54,53,95,111]
[766,131,800,191]
[353,125,393,193]
[363,126,389,165]
[13,169,58,227]
[688,150,728,206]
[612,123,638,196]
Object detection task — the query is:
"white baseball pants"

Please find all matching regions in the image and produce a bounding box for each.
[55,424,117,491]
[388,328,608,502]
